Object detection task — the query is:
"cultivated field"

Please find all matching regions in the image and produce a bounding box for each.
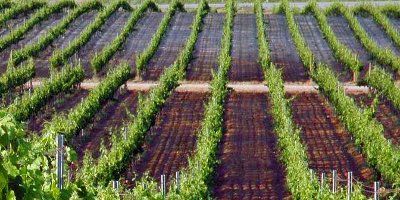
[2,0,400,199]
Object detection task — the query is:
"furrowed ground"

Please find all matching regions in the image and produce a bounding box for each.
[4,1,400,199]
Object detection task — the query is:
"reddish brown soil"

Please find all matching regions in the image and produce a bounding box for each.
[350,93,376,108]
[229,14,264,83]
[288,92,375,184]
[352,94,400,146]
[123,91,208,187]
[185,13,224,82]
[34,11,98,78]
[71,89,140,161]
[108,12,164,74]
[213,92,290,200]
[141,12,194,81]
[26,89,89,134]
[267,14,309,83]
[295,15,352,83]
[0,10,68,73]
[67,10,131,78]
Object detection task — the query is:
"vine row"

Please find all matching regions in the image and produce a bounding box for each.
[0,0,76,52]
[91,0,158,73]
[10,0,103,67]
[314,64,400,186]
[306,2,361,73]
[278,1,314,72]
[0,59,35,96]
[76,1,209,198]
[50,0,132,68]
[135,0,184,76]
[5,65,84,122]
[326,3,400,72]
[284,1,400,196]
[43,63,130,141]
[363,67,400,111]
[354,4,400,52]
[281,1,371,198]
[166,1,234,199]
[261,1,336,199]
[0,0,45,27]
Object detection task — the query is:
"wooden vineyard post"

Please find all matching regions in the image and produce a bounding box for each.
[123,127,127,140]
[56,134,64,190]
[310,169,314,181]
[29,80,32,96]
[332,170,337,193]
[374,181,380,200]
[161,174,166,199]
[176,171,180,192]
[368,63,372,77]
[347,172,353,200]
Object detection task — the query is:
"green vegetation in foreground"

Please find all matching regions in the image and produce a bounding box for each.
[45,0,400,5]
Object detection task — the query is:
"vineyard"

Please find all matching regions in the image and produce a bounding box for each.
[3,0,400,199]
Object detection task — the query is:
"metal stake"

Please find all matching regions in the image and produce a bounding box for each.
[374,181,380,200]
[320,172,325,189]
[161,174,166,199]
[332,170,337,193]
[176,171,180,192]
[56,134,64,190]
[112,180,119,190]
[347,172,353,200]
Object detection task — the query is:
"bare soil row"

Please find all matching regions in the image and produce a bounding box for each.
[3,9,400,83]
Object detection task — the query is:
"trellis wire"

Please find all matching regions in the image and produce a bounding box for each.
[314,170,385,199]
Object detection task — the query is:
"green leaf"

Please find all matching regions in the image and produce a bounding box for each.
[0,165,7,192]
[66,146,77,162]
[6,190,16,200]
[2,160,18,178]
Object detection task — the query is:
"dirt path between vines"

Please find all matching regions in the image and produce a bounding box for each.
[26,81,373,93]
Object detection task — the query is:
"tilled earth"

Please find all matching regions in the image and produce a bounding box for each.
[4,5,400,199]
